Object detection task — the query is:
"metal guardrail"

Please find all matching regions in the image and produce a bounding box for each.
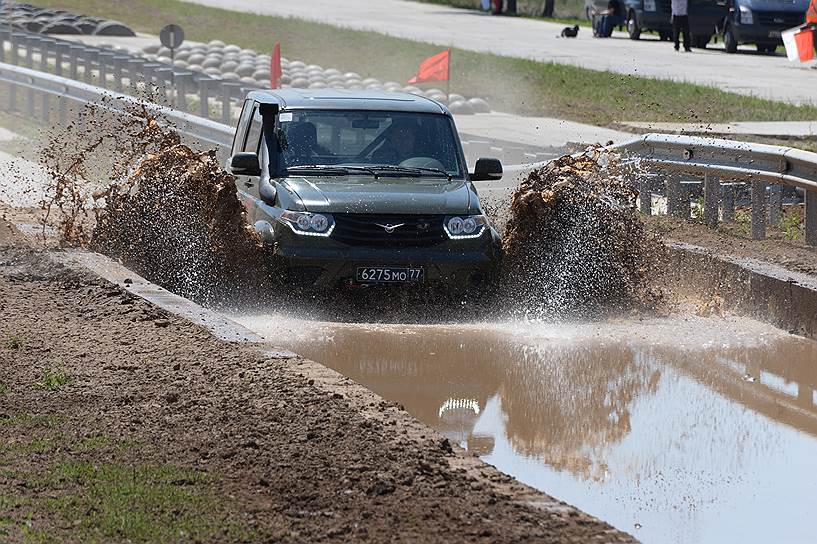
[0,60,814,246]
[612,134,817,245]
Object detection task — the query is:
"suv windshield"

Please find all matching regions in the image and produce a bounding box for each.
[274,110,464,179]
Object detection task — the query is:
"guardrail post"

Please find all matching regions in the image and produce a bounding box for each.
[221,82,243,125]
[10,33,20,65]
[40,39,56,122]
[98,52,115,89]
[112,55,129,93]
[639,177,651,215]
[69,45,83,80]
[666,173,682,217]
[58,90,67,127]
[174,71,194,111]
[24,36,33,70]
[703,173,719,228]
[84,48,98,84]
[54,42,66,77]
[751,180,767,240]
[769,184,783,227]
[152,67,173,105]
[197,76,212,120]
[721,183,735,222]
[806,190,817,247]
[0,30,7,64]
[126,58,147,96]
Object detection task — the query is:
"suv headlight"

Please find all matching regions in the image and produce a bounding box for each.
[738,5,753,24]
[280,211,335,237]
[444,214,488,239]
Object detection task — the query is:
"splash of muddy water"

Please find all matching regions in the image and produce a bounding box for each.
[40,102,273,304]
[500,150,665,318]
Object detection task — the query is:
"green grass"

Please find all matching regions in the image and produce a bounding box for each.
[0,413,63,428]
[36,367,71,392]
[0,382,9,396]
[32,462,254,542]
[34,0,817,127]
[4,333,25,350]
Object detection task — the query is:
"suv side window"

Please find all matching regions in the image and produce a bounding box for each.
[244,108,263,154]
[231,99,256,156]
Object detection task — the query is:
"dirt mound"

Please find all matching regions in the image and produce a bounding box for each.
[40,103,274,304]
[500,149,665,317]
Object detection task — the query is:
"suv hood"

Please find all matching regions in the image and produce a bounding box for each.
[279,176,476,214]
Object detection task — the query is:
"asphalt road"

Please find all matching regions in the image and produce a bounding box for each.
[188,0,816,105]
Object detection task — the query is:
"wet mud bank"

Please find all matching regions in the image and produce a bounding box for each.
[663,241,817,339]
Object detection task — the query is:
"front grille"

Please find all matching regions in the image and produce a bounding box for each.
[756,11,804,27]
[331,214,447,247]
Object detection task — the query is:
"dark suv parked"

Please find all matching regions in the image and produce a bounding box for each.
[227,89,503,291]
[614,0,727,47]
[720,0,807,53]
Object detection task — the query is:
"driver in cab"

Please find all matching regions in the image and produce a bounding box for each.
[372,120,420,165]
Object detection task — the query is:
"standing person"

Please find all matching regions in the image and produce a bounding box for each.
[672,0,691,51]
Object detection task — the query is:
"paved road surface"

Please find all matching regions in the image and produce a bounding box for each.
[188,0,816,106]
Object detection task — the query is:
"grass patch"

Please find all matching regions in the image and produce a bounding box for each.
[34,0,817,127]
[36,367,71,392]
[0,382,9,396]
[0,412,63,428]
[4,333,25,350]
[33,462,254,542]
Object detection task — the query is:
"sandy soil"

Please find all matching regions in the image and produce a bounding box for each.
[645,216,817,276]
[0,223,635,543]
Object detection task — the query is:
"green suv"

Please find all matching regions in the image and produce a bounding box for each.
[228,89,503,290]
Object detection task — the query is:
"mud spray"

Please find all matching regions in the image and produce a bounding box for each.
[42,106,664,317]
[40,101,274,305]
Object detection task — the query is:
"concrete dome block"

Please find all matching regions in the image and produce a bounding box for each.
[220,60,239,72]
[467,97,490,113]
[235,64,256,77]
[202,57,221,69]
[291,77,309,88]
[448,100,474,115]
[221,72,240,81]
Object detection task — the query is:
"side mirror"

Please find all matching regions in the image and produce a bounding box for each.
[470,157,503,181]
[229,152,261,176]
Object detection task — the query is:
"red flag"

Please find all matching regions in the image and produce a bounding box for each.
[783,26,815,62]
[408,50,450,85]
[795,28,815,62]
[270,42,282,89]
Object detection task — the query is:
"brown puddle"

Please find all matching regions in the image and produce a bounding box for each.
[235,313,817,543]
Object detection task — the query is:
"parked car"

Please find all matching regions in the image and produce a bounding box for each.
[596,0,728,46]
[227,89,503,292]
[720,0,807,53]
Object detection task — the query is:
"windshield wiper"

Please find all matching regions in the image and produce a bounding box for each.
[285,165,380,179]
[368,164,453,181]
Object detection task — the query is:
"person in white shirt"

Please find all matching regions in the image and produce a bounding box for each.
[671,0,691,51]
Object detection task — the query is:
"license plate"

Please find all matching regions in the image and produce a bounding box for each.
[356,267,424,283]
[769,31,781,38]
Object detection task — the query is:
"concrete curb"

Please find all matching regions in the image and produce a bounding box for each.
[666,241,817,339]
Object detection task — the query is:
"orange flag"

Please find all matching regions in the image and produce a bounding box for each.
[408,50,450,84]
[271,42,282,89]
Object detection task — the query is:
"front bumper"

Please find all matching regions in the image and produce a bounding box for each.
[273,227,503,289]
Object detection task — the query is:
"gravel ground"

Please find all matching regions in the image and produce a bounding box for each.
[0,222,635,543]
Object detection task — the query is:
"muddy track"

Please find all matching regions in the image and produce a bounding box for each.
[0,229,635,543]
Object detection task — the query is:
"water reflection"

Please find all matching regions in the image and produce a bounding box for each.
[237,315,817,543]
